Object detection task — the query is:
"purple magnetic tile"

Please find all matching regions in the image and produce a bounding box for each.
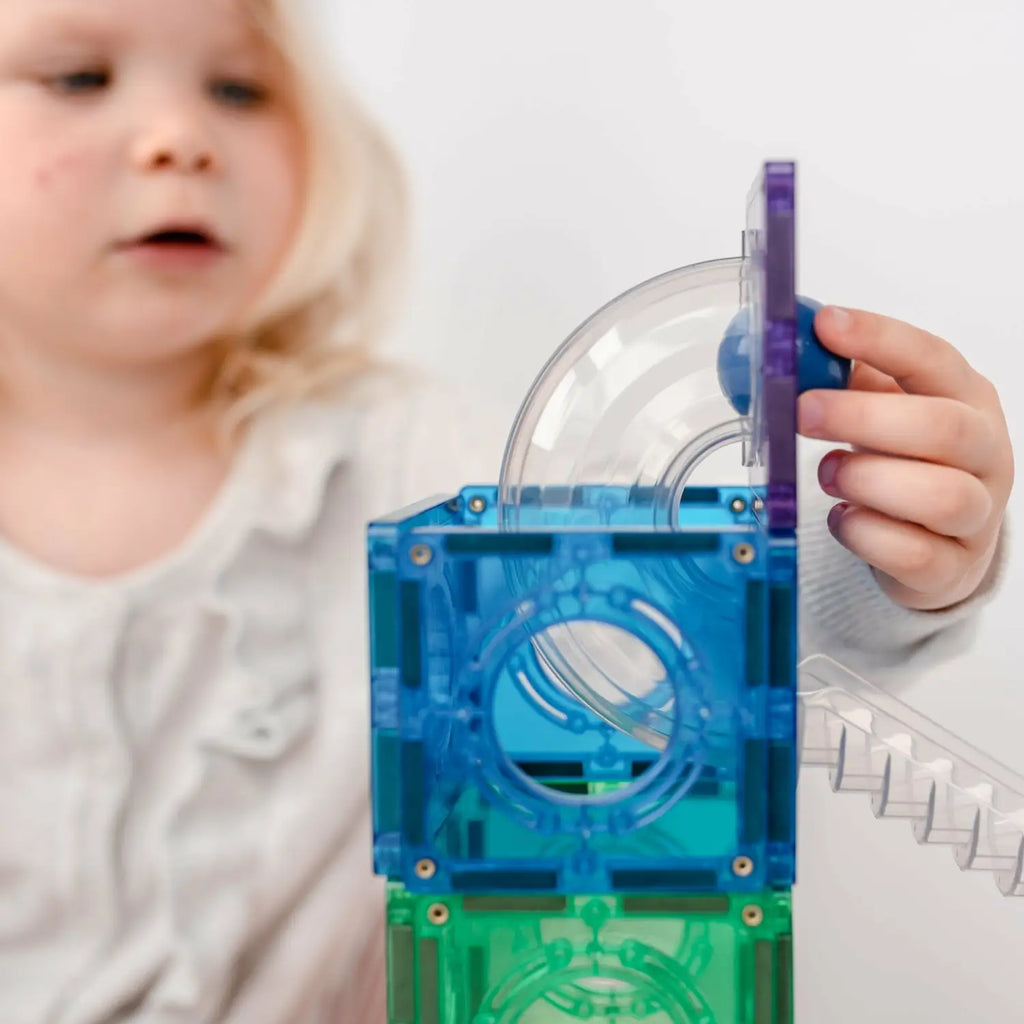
[749,162,797,533]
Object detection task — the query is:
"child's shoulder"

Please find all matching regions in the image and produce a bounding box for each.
[333,368,509,506]
[249,368,511,536]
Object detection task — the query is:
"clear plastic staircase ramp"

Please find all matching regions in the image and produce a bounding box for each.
[799,653,1024,897]
[493,163,799,751]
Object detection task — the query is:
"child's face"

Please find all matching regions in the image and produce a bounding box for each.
[0,0,303,368]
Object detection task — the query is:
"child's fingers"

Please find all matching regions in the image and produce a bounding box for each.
[814,306,994,408]
[798,390,997,477]
[818,449,993,539]
[826,503,972,599]
[848,361,901,395]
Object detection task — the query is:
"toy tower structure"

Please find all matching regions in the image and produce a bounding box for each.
[367,163,800,1023]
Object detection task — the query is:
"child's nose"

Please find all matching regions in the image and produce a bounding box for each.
[142,146,214,174]
[132,116,219,175]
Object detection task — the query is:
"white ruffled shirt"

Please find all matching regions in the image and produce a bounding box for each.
[0,379,1006,1024]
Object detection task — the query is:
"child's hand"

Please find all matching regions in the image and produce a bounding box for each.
[797,306,1014,611]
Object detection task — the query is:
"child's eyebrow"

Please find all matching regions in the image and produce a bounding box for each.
[12,7,265,55]
[12,10,126,48]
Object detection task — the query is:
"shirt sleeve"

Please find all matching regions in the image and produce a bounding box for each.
[797,437,1010,679]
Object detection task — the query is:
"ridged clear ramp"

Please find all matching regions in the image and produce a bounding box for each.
[798,654,1024,897]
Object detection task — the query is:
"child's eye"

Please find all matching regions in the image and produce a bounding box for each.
[46,69,111,94]
[210,78,269,109]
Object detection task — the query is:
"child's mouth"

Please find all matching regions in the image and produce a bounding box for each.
[121,226,227,270]
[143,229,217,247]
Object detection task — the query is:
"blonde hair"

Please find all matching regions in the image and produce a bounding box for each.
[213,0,409,432]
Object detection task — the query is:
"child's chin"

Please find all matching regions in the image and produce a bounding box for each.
[84,309,237,364]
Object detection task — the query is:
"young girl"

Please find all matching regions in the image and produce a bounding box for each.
[0,1,1012,1022]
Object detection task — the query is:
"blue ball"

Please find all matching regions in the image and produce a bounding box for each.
[716,296,851,415]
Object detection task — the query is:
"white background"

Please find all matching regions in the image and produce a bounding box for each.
[329,2,1024,1019]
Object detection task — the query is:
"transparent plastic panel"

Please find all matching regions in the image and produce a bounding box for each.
[497,162,795,534]
[798,654,1024,897]
[386,885,793,1024]
[368,489,797,895]
[497,256,757,530]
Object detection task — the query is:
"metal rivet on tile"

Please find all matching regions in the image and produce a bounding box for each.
[732,543,756,565]
[742,905,764,927]
[427,903,450,925]
[415,858,437,879]
[732,855,754,877]
[410,544,433,567]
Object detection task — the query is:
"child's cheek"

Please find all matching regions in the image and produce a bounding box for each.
[33,147,91,192]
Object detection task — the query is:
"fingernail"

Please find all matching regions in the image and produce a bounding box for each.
[799,394,823,432]
[818,452,844,495]
[823,306,852,331]
[827,502,850,533]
